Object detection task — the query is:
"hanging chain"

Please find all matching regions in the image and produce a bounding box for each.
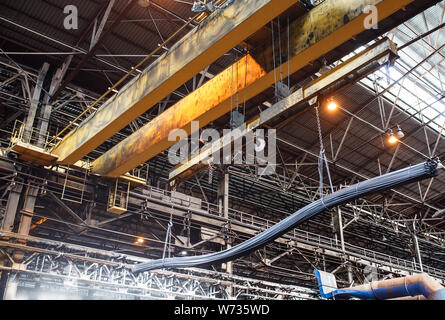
[277,16,283,85]
[230,54,234,129]
[163,186,176,260]
[271,20,278,101]
[315,105,325,153]
[235,51,239,113]
[243,52,248,118]
[208,161,214,184]
[315,104,334,196]
[162,204,174,260]
[287,16,290,90]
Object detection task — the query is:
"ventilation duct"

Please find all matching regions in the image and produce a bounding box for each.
[315,271,445,300]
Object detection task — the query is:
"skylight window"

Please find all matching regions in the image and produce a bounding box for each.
[338,3,445,137]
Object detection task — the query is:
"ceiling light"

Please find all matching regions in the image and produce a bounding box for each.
[385,129,399,145]
[388,135,399,145]
[327,97,338,111]
[396,125,405,139]
[180,250,188,256]
[136,237,144,244]
[138,0,150,8]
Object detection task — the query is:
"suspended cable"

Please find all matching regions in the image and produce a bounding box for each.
[315,104,334,196]
[243,52,248,118]
[271,20,278,101]
[162,201,175,260]
[287,16,291,90]
[230,53,234,129]
[235,51,239,113]
[278,17,284,85]
[132,160,441,273]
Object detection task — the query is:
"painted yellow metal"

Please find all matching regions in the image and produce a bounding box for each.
[92,0,414,178]
[8,120,58,166]
[51,0,303,164]
[169,38,399,184]
[10,142,58,166]
[92,54,266,176]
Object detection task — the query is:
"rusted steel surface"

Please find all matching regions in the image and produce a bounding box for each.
[92,54,266,177]
[92,0,415,177]
[51,0,302,164]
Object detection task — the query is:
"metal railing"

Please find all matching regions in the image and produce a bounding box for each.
[126,163,149,183]
[9,120,59,150]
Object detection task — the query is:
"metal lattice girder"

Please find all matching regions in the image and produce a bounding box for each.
[0,232,317,300]
[51,0,304,164]
[91,0,420,177]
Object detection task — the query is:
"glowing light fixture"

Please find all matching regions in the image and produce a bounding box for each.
[388,134,399,145]
[138,0,150,8]
[385,129,399,145]
[136,237,145,244]
[327,97,338,111]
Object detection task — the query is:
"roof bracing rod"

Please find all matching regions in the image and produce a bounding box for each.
[51,0,303,164]
[92,0,420,178]
[49,0,138,102]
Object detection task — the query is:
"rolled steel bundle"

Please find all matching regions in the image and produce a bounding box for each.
[132,160,440,273]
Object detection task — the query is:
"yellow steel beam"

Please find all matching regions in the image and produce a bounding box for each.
[51,0,303,164]
[92,0,414,177]
[93,54,266,176]
[169,38,399,184]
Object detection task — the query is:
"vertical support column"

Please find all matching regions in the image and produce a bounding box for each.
[0,180,21,299]
[410,218,423,272]
[37,59,72,147]
[2,273,18,300]
[218,172,232,298]
[412,232,423,272]
[347,265,354,286]
[338,208,345,253]
[331,207,345,252]
[23,63,49,143]
[0,269,9,299]
[1,181,23,232]
[13,183,39,263]
[17,184,39,237]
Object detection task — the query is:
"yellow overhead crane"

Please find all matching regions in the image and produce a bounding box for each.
[6,0,434,181]
[168,38,399,185]
[90,0,415,178]
[49,0,305,164]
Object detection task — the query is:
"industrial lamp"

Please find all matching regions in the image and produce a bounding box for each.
[138,0,150,7]
[326,97,338,111]
[136,237,145,244]
[386,129,399,145]
[396,125,405,139]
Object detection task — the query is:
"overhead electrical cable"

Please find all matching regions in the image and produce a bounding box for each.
[133,160,441,273]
